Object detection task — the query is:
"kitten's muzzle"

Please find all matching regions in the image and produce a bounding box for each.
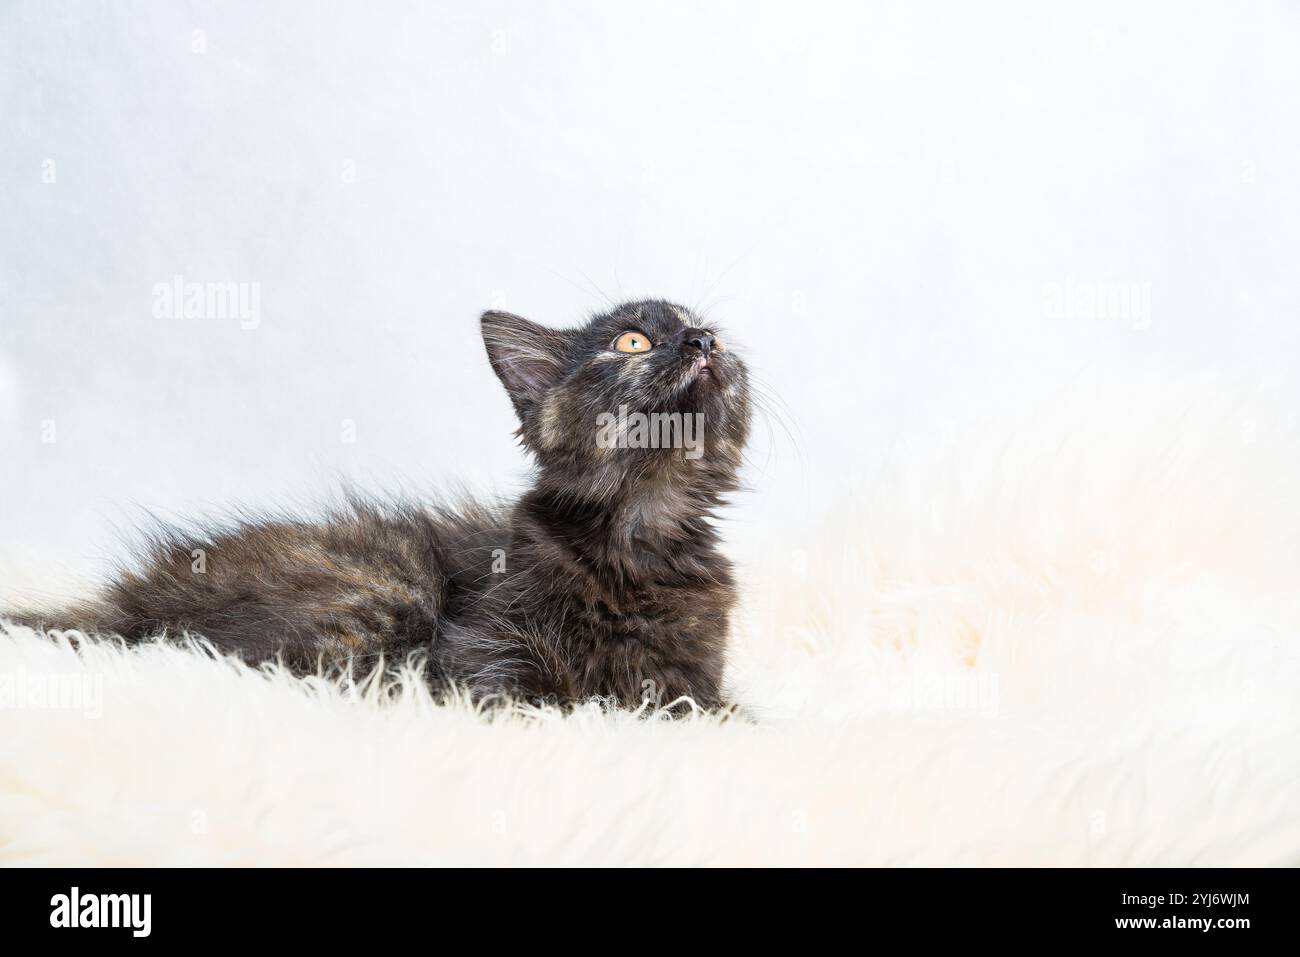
[684,330,715,358]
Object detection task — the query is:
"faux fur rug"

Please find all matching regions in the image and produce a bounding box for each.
[3,382,1299,866]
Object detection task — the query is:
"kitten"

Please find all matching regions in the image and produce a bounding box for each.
[10,300,751,710]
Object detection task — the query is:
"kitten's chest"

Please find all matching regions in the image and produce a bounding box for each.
[588,601,718,649]
[470,546,737,708]
[560,586,732,707]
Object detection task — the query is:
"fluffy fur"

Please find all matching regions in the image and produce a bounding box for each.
[2,380,1298,865]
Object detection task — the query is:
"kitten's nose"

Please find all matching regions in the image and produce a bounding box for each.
[684,330,715,357]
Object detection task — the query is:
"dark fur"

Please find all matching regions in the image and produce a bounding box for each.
[10,300,751,710]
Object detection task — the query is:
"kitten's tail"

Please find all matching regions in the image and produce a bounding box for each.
[1,597,126,641]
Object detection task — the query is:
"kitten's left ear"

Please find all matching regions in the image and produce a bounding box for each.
[481,311,568,417]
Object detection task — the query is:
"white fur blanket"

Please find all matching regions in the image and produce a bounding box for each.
[3,384,1299,865]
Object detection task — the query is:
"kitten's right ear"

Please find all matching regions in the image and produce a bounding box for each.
[481,311,568,418]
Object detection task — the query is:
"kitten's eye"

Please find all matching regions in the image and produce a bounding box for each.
[612,331,652,353]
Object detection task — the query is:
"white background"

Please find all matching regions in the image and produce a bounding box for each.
[3,0,1298,572]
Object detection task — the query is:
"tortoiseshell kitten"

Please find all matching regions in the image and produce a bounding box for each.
[11,300,751,710]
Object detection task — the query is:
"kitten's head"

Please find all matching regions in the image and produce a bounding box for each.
[481,300,750,487]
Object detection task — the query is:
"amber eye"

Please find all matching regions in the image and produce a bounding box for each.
[613,331,652,353]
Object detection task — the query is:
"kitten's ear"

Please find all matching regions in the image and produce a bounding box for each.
[481,311,568,417]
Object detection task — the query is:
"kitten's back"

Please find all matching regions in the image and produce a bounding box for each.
[7,497,507,676]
